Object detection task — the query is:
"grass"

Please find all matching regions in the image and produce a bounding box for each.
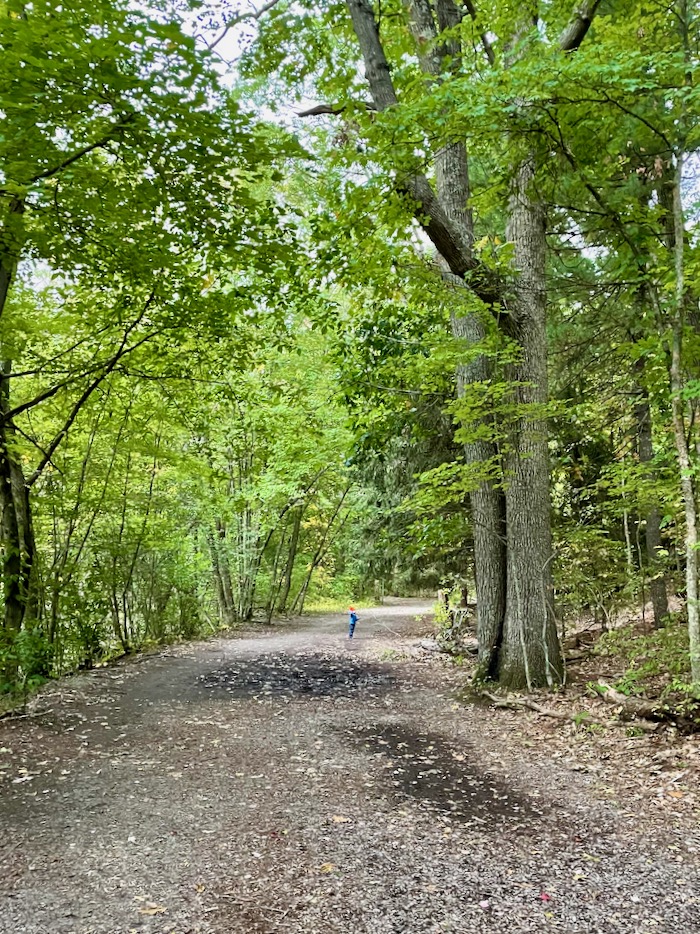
[303,597,375,613]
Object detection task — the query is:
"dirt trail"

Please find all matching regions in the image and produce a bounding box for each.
[0,599,698,933]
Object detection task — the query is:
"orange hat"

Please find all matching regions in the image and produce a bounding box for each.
[349,606,355,611]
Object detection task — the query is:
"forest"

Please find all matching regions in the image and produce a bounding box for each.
[1,0,700,708]
[3,3,700,932]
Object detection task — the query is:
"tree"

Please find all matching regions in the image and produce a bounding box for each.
[243,0,611,687]
[524,0,700,682]
[0,0,299,676]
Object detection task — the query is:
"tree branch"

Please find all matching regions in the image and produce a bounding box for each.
[346,0,499,302]
[297,103,346,117]
[25,349,156,488]
[30,115,135,184]
[296,101,376,117]
[11,423,62,476]
[558,0,604,51]
[208,0,285,52]
[25,322,158,488]
[462,0,495,65]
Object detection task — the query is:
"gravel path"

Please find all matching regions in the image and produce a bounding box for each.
[0,599,698,933]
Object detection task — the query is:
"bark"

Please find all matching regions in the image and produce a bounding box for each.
[0,359,39,661]
[452,312,507,677]
[0,385,24,641]
[0,198,25,327]
[265,515,290,621]
[209,525,239,626]
[404,0,508,676]
[345,0,499,301]
[669,155,700,687]
[209,538,225,622]
[634,390,669,627]
[277,505,303,613]
[593,682,698,732]
[215,519,237,621]
[558,0,604,51]
[497,155,563,689]
[462,0,495,64]
[0,201,32,669]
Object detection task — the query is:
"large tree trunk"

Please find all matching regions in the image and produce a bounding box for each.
[410,1,509,678]
[452,313,507,678]
[497,156,563,689]
[1,201,35,675]
[344,0,581,688]
[668,155,700,687]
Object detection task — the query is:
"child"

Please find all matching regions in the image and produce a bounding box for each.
[348,606,359,640]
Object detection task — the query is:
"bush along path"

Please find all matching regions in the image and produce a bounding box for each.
[0,598,698,933]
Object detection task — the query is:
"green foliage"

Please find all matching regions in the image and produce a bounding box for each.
[3,0,700,698]
[595,620,693,697]
[554,524,637,625]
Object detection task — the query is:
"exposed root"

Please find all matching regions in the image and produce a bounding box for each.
[592,682,699,732]
[481,689,658,733]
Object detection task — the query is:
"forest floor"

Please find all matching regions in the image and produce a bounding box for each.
[0,598,699,934]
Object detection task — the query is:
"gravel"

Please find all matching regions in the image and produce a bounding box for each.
[0,599,698,933]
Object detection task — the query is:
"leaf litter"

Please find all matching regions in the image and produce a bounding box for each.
[0,598,697,933]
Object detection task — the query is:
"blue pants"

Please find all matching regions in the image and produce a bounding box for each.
[348,621,356,639]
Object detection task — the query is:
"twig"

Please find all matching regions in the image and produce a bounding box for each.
[208,0,284,51]
[0,707,54,721]
[482,691,574,721]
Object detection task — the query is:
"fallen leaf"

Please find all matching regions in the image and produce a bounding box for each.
[331,815,351,824]
[319,862,337,873]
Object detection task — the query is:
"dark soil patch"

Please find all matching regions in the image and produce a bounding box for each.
[199,653,394,699]
[350,723,544,829]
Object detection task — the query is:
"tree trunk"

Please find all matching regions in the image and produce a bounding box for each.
[497,156,563,689]
[0,358,39,674]
[208,532,229,624]
[345,0,570,688]
[208,526,236,626]
[634,390,669,627]
[668,154,700,687]
[278,505,303,613]
[407,1,508,678]
[452,313,507,678]
[215,520,237,620]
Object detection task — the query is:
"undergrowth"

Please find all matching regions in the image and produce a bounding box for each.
[594,617,699,706]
